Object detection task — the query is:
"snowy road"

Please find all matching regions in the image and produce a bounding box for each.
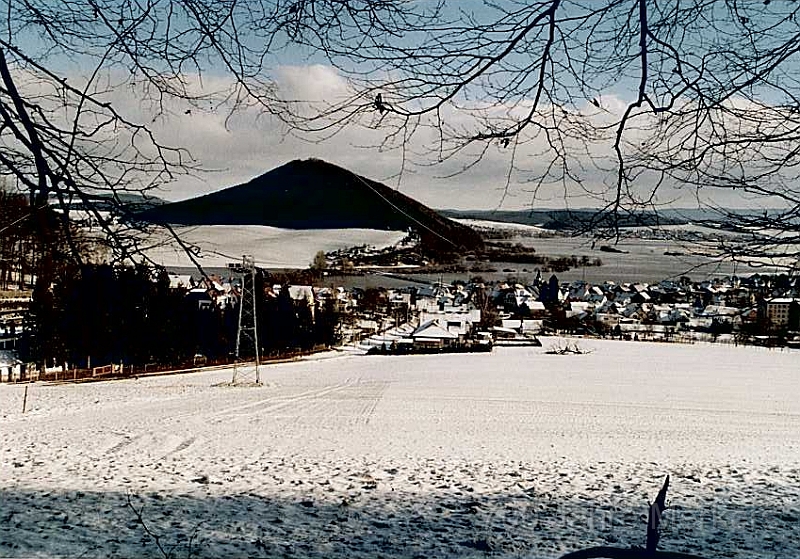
[1,339,799,558]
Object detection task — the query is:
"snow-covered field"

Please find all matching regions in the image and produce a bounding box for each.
[141,225,407,269]
[453,218,548,234]
[2,339,799,558]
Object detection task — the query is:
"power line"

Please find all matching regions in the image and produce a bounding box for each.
[350,172,459,248]
[0,203,48,235]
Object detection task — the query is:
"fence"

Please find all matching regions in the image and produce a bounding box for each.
[92,364,114,378]
[3,345,333,384]
[9,356,235,384]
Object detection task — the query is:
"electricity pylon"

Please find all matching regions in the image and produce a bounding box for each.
[231,255,261,385]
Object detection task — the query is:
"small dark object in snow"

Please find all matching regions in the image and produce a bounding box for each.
[545,341,592,355]
[462,539,492,552]
[299,499,314,508]
[191,475,209,484]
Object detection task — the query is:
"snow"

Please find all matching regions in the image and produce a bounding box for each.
[2,339,799,558]
[140,225,407,268]
[454,218,548,234]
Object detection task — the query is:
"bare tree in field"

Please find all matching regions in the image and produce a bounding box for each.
[279,0,800,268]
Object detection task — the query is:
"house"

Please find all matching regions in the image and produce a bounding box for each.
[281,285,315,318]
[288,285,315,305]
[356,318,379,336]
[417,309,481,339]
[595,312,621,328]
[501,318,543,334]
[702,304,740,323]
[388,290,411,307]
[596,300,620,315]
[631,290,651,304]
[568,301,592,317]
[0,349,22,382]
[587,285,606,303]
[411,320,459,350]
[186,287,213,311]
[521,299,547,318]
[621,303,645,321]
[168,274,194,290]
[613,289,634,305]
[317,286,356,312]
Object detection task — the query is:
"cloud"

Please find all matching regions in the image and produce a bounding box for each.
[12,61,788,213]
[274,64,351,102]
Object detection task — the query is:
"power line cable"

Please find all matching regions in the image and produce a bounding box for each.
[350,171,459,248]
[0,203,48,234]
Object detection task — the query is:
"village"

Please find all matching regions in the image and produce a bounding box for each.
[323,270,800,351]
[2,260,799,383]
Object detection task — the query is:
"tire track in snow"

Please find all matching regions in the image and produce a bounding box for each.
[208,380,356,421]
[168,435,196,455]
[357,381,389,425]
[104,432,199,462]
[249,378,390,429]
[103,433,143,456]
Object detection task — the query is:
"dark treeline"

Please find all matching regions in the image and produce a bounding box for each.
[1,189,90,291]
[253,270,341,358]
[21,264,341,369]
[0,190,31,289]
[23,265,228,368]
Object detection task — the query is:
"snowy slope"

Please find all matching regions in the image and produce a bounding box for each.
[1,339,799,558]
[141,225,407,268]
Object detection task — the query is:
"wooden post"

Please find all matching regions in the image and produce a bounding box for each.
[21,384,27,413]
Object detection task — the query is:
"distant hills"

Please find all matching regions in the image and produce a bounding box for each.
[440,208,684,230]
[53,192,167,213]
[439,208,757,230]
[139,159,483,254]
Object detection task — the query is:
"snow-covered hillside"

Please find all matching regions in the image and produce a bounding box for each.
[2,339,798,558]
[141,225,407,268]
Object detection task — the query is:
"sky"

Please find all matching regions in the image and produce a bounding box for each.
[142,64,584,211]
[131,64,716,213]
[125,3,641,211]
[11,1,798,214]
[127,1,797,214]
[141,65,778,214]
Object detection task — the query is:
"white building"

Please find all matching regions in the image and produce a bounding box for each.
[0,350,22,382]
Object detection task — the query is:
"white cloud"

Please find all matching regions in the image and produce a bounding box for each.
[274,64,351,102]
[14,61,789,213]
